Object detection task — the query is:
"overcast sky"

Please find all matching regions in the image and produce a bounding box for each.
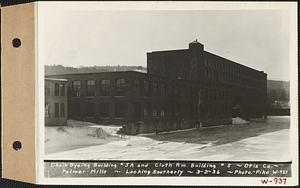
[39,6,292,81]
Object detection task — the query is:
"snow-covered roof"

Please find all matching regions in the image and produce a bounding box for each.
[45,78,68,82]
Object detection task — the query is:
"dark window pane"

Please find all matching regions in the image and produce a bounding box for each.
[115,103,126,117]
[72,81,81,97]
[100,80,110,96]
[99,103,110,117]
[152,82,158,96]
[167,84,173,97]
[143,80,149,96]
[115,79,126,96]
[134,103,141,120]
[54,83,59,96]
[86,80,96,96]
[59,84,65,96]
[54,103,59,117]
[60,103,65,117]
[161,84,166,97]
[152,104,158,117]
[86,102,95,117]
[143,103,150,117]
[134,79,141,96]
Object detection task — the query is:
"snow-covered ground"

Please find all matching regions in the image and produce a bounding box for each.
[45,116,290,161]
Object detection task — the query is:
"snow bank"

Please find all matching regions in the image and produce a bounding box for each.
[232,117,249,125]
[45,120,122,154]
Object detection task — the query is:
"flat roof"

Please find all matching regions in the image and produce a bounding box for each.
[45,71,147,77]
[45,78,68,82]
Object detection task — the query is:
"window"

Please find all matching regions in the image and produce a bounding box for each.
[152,105,158,117]
[180,86,185,98]
[72,81,81,97]
[86,80,96,96]
[174,85,179,97]
[174,104,179,116]
[143,80,150,96]
[86,102,95,117]
[134,103,142,120]
[115,103,126,117]
[45,87,50,96]
[54,103,59,117]
[45,103,50,117]
[60,103,65,117]
[115,78,126,96]
[143,103,150,117]
[54,83,59,96]
[160,106,165,117]
[160,84,166,97]
[152,82,158,96]
[167,84,173,97]
[99,103,109,117]
[134,79,141,96]
[59,84,65,96]
[100,80,110,96]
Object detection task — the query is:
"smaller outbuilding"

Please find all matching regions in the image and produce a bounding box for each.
[45,78,68,126]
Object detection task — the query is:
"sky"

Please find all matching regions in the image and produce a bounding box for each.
[39,4,293,81]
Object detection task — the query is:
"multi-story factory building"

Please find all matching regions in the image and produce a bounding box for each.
[46,40,267,134]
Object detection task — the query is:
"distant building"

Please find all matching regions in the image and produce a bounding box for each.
[267,80,290,107]
[45,78,68,126]
[46,40,267,134]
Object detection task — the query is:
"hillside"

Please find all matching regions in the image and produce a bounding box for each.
[45,65,147,75]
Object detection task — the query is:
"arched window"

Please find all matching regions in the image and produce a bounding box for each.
[59,83,65,96]
[115,78,126,96]
[72,81,81,97]
[100,80,110,96]
[86,80,96,96]
[54,83,59,96]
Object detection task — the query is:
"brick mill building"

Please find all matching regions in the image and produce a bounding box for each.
[46,40,267,134]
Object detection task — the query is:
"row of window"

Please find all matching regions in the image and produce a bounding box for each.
[69,102,230,119]
[45,103,65,118]
[70,79,235,102]
[72,79,125,97]
[203,68,264,89]
[71,78,199,98]
[45,83,65,97]
[204,56,262,78]
[68,79,264,103]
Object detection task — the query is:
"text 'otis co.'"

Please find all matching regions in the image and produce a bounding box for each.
[44,161,291,178]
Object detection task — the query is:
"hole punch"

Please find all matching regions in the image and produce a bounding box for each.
[12,38,21,48]
[12,141,22,151]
